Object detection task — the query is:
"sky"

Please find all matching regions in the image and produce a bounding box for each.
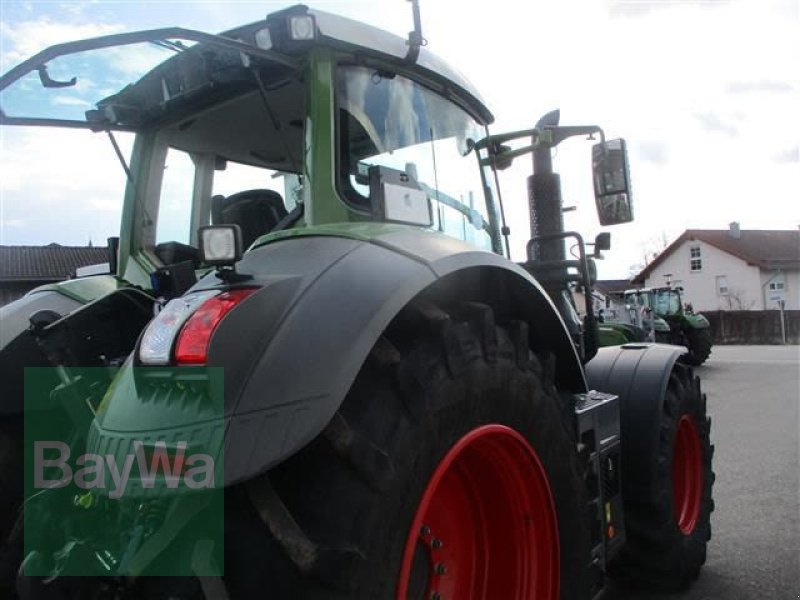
[0,0,798,278]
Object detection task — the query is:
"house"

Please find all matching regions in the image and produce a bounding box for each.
[631,224,800,311]
[0,244,109,306]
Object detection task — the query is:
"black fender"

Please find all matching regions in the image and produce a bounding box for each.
[94,230,584,487]
[584,343,685,493]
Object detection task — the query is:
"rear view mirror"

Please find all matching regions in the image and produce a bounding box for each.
[594,232,611,253]
[592,139,633,225]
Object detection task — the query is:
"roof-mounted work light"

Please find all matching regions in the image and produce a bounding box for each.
[263,5,318,52]
[288,15,317,41]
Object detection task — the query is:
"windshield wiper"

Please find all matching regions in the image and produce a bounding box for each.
[36,65,76,89]
[150,39,188,53]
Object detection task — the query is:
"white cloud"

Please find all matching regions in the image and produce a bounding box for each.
[0,127,131,245]
[1,18,124,70]
[51,95,91,107]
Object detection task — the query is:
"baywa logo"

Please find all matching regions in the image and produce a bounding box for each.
[34,440,216,499]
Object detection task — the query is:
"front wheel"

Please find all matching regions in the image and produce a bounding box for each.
[224,302,590,599]
[610,365,714,590]
[683,328,713,366]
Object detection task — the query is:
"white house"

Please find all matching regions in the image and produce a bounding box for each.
[632,225,800,311]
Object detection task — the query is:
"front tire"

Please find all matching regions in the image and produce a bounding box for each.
[225,302,590,599]
[610,364,714,590]
[684,328,712,366]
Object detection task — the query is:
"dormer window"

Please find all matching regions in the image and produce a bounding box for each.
[690,246,702,272]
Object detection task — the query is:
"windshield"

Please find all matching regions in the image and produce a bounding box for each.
[653,290,681,316]
[336,65,495,251]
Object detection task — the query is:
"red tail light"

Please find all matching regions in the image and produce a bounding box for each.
[174,288,257,364]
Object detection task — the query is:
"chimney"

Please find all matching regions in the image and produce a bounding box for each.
[729,221,741,239]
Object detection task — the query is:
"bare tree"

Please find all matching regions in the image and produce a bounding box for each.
[628,231,671,278]
[724,288,756,310]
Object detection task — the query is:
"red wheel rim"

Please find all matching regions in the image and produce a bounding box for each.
[395,424,559,600]
[672,415,703,534]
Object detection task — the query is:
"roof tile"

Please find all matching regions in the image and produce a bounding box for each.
[0,245,109,281]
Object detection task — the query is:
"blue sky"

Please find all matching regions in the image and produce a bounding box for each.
[1,0,798,278]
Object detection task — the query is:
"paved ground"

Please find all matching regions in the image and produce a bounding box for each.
[605,345,800,600]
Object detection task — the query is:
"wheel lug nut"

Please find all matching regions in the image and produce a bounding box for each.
[435,563,447,575]
[420,525,431,536]
[431,538,443,549]
[431,593,441,600]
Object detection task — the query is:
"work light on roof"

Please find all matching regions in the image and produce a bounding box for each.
[254,27,273,50]
[288,15,317,41]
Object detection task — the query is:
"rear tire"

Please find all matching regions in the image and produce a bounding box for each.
[609,364,714,590]
[225,302,590,599]
[684,328,712,366]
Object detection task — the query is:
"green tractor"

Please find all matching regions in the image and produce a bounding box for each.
[596,288,672,346]
[624,287,713,366]
[0,4,714,599]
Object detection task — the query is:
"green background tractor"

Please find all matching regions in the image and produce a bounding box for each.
[625,287,713,365]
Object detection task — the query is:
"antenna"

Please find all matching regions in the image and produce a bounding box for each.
[404,0,425,64]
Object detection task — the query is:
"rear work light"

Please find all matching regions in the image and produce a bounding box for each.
[139,288,256,365]
[174,288,257,364]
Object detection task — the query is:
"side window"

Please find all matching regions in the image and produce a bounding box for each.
[156,148,196,245]
[716,275,729,296]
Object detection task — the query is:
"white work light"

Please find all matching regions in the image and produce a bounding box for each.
[288,15,317,41]
[199,225,243,266]
[254,27,273,50]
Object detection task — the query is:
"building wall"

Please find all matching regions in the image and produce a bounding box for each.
[643,239,764,311]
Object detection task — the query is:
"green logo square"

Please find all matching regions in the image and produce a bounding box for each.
[23,366,225,578]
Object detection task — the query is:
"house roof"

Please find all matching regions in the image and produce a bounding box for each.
[0,244,109,282]
[632,229,800,284]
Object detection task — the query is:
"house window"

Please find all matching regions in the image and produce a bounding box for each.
[769,281,785,291]
[689,246,702,272]
[716,275,729,295]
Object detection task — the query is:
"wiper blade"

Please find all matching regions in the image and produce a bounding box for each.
[36,65,76,88]
[150,39,188,53]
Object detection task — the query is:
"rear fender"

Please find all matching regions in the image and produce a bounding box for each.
[95,232,583,486]
[584,343,685,493]
[221,233,584,484]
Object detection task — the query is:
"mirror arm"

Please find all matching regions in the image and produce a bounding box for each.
[546,125,605,147]
[474,124,604,165]
[478,143,540,167]
[473,127,542,151]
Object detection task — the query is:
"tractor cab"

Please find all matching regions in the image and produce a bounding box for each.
[0,6,499,297]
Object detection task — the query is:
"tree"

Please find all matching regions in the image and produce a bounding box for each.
[628,231,671,279]
[724,288,756,310]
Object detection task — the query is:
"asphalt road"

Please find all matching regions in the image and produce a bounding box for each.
[605,345,800,600]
